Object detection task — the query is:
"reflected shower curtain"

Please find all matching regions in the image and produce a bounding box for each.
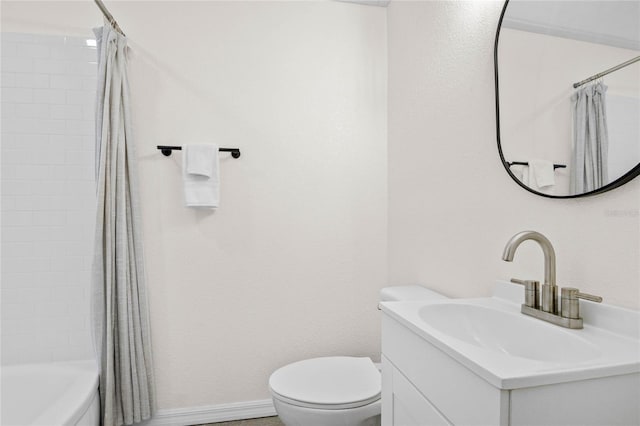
[92,23,155,426]
[570,82,609,194]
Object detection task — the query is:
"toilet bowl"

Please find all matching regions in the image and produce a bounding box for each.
[269,285,447,426]
[269,356,381,426]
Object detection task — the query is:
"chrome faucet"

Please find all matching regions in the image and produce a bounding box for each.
[502,230,557,313]
[502,231,602,329]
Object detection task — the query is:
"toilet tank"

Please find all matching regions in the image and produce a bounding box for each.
[379,285,448,302]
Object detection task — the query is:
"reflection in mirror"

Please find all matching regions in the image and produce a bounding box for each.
[496,0,640,197]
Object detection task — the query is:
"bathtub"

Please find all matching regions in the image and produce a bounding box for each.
[1,360,99,426]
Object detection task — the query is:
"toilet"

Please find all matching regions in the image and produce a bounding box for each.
[268,285,447,426]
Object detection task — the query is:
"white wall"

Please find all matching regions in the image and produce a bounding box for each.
[388,1,639,310]
[1,32,96,364]
[499,28,640,195]
[128,0,387,409]
[1,0,388,410]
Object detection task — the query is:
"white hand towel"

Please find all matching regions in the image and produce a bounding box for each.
[182,143,219,208]
[514,165,529,186]
[185,144,216,177]
[530,159,555,188]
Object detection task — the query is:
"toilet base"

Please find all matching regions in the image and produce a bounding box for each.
[272,397,381,426]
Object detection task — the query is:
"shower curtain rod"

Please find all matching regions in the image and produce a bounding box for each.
[573,55,640,88]
[94,0,125,36]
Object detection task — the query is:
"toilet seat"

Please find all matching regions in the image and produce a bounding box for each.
[269,356,381,410]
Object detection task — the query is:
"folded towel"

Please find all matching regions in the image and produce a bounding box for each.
[530,159,555,188]
[185,144,217,177]
[514,165,529,186]
[182,143,219,208]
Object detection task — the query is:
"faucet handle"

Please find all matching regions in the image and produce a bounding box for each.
[577,292,603,303]
[511,278,538,287]
[561,287,602,319]
[511,278,539,289]
[562,287,603,303]
[510,278,540,308]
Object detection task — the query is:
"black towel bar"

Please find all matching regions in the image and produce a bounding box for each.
[157,145,241,159]
[507,161,566,170]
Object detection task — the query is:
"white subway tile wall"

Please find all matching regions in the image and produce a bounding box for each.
[1,33,97,364]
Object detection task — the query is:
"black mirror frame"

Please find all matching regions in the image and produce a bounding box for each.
[494,0,640,199]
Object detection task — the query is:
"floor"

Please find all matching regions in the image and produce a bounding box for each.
[203,416,285,426]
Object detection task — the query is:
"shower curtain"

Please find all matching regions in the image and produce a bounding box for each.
[92,23,155,426]
[570,81,609,194]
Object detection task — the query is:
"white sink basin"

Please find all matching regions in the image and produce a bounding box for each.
[418,303,602,363]
[380,281,640,389]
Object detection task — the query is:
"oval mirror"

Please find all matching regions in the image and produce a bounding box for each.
[495,0,640,198]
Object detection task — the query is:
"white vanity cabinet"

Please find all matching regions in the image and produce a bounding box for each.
[381,312,640,426]
[382,315,508,426]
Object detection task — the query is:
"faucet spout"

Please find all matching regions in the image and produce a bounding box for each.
[502,231,556,287]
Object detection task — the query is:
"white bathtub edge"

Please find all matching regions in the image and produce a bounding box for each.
[2,360,99,426]
[75,392,100,426]
[34,360,99,426]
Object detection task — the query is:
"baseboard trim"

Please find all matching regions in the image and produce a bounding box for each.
[143,399,277,426]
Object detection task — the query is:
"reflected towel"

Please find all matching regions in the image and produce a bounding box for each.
[182,143,219,208]
[513,165,529,186]
[530,159,555,188]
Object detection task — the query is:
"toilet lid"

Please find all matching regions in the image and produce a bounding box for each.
[269,357,380,409]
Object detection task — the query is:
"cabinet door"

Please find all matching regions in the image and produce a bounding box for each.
[382,356,394,426]
[382,356,451,426]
